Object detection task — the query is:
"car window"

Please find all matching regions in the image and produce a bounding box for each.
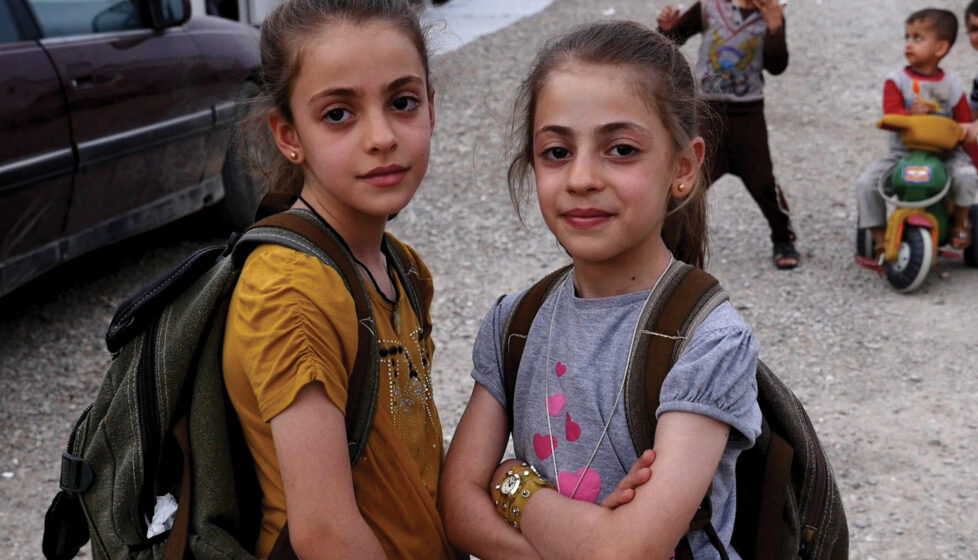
[0,1,24,42]
[26,0,147,37]
[159,0,185,24]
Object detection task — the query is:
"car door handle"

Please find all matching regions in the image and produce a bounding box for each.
[71,76,95,89]
[67,62,95,90]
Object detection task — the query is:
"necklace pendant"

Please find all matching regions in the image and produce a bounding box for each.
[392,308,401,336]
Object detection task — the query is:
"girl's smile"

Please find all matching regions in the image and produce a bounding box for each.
[561,207,615,229]
[358,164,411,187]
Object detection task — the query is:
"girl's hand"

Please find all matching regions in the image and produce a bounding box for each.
[657,5,681,31]
[751,0,785,31]
[600,449,656,509]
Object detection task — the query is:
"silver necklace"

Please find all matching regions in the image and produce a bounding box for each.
[542,259,673,498]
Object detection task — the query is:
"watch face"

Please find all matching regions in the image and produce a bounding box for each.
[501,474,520,495]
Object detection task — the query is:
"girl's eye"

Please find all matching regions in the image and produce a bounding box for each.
[543,146,571,160]
[324,108,352,123]
[609,144,637,157]
[392,96,420,112]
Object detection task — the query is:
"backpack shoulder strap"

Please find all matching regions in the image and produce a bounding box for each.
[239,210,378,464]
[501,265,573,432]
[621,260,729,560]
[383,235,431,345]
[623,261,728,452]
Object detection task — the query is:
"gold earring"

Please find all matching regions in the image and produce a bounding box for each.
[677,183,686,192]
[289,151,298,161]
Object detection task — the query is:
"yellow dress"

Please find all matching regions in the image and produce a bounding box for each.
[222,238,454,559]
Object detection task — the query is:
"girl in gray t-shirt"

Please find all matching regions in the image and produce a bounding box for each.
[440,20,762,560]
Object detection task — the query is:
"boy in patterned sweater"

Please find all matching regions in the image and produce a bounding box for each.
[855,8,977,252]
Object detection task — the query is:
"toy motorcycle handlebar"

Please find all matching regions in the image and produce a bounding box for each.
[875,169,952,208]
[877,114,962,152]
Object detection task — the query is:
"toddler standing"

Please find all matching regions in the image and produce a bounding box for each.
[658,0,799,269]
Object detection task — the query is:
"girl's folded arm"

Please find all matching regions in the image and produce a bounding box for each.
[518,411,730,560]
[439,384,544,560]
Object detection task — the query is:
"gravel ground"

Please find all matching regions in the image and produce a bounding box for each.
[3,0,978,558]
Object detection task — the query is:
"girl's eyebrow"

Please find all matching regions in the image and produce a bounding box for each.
[536,124,573,137]
[597,122,647,135]
[309,86,357,104]
[387,75,425,92]
[536,122,647,136]
[308,75,424,105]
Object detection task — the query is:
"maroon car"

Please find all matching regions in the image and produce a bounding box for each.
[0,0,261,297]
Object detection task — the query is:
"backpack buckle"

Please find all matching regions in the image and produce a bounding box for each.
[60,453,94,494]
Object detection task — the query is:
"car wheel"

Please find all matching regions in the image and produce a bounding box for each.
[884,226,932,292]
[214,82,263,232]
[964,205,978,267]
[856,227,875,259]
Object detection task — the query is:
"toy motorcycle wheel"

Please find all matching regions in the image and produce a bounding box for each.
[884,226,932,292]
[855,228,876,259]
[964,205,978,267]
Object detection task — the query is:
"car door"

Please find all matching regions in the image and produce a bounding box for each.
[0,0,74,295]
[24,0,207,261]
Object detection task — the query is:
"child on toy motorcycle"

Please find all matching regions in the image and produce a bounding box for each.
[855,8,977,252]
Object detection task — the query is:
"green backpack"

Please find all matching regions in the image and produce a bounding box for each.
[502,261,848,560]
[41,209,429,560]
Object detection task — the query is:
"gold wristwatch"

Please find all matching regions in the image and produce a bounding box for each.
[492,462,554,529]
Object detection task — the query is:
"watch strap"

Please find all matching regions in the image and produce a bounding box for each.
[492,463,554,529]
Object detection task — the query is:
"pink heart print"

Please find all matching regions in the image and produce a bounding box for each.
[557,468,601,502]
[565,412,581,442]
[547,393,566,416]
[555,361,567,377]
[533,433,557,460]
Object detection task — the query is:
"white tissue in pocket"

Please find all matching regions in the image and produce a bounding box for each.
[146,493,179,538]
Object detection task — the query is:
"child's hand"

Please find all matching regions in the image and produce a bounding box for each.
[657,5,680,31]
[961,120,978,144]
[909,98,932,115]
[600,449,656,509]
[750,0,785,31]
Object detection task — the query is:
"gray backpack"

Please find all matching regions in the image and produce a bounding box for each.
[42,209,429,560]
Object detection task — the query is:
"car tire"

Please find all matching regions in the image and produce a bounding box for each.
[213,81,263,232]
[884,226,932,292]
[964,205,978,267]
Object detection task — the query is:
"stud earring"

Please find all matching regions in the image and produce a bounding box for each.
[289,151,298,161]
[677,183,686,192]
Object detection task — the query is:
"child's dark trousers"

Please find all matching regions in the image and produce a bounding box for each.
[706,99,796,244]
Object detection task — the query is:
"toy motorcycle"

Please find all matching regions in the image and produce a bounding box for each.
[856,114,978,292]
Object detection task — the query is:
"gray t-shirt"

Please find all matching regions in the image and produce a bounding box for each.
[471,272,761,559]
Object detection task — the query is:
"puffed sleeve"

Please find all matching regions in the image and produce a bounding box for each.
[657,302,762,449]
[470,292,522,408]
[229,246,357,422]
